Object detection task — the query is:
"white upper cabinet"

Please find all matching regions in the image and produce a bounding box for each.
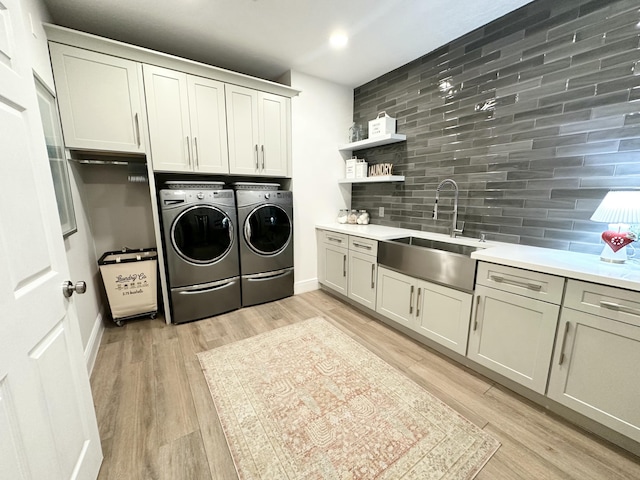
[49,43,145,153]
[143,65,229,173]
[226,84,290,177]
[259,91,290,176]
[188,76,229,173]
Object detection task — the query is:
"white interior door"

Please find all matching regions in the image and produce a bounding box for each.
[0,1,102,478]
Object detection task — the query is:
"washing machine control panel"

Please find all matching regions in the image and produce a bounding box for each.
[160,188,235,208]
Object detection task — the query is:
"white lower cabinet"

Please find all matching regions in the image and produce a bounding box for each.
[376,267,417,329]
[323,243,348,296]
[348,250,377,310]
[547,281,640,443]
[375,266,472,354]
[416,281,472,356]
[467,284,560,394]
[318,231,378,308]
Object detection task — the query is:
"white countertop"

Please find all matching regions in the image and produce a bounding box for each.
[315,222,498,248]
[316,223,640,292]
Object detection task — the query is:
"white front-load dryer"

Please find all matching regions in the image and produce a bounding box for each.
[235,187,294,307]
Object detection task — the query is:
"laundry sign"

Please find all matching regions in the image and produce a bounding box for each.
[368,163,394,176]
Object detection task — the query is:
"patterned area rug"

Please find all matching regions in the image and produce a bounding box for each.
[198,317,500,479]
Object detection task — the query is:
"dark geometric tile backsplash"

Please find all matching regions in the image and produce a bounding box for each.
[351,0,640,254]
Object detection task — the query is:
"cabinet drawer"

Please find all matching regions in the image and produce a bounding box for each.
[349,236,378,256]
[322,231,348,247]
[564,280,640,327]
[477,262,564,304]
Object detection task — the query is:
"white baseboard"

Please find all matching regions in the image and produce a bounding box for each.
[84,310,105,375]
[294,278,319,295]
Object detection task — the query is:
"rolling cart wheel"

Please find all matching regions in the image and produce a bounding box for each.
[115,320,123,327]
[150,313,157,319]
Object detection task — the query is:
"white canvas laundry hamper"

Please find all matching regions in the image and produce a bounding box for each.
[98,248,158,326]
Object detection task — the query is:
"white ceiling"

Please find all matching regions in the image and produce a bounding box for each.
[42,0,534,88]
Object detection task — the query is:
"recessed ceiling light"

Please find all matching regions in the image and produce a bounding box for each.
[329,32,348,49]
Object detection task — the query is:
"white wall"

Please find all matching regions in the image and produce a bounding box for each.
[284,71,353,294]
[75,165,156,256]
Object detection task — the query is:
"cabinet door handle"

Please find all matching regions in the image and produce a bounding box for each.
[353,242,372,250]
[416,287,422,317]
[327,237,343,244]
[490,274,542,291]
[343,255,347,277]
[558,321,570,365]
[186,136,192,166]
[193,137,199,168]
[254,144,259,170]
[371,264,375,289]
[134,113,141,147]
[409,285,414,314]
[600,300,640,316]
[261,144,265,170]
[473,295,481,331]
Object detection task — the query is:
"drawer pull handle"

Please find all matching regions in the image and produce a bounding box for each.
[409,285,414,315]
[600,301,640,316]
[343,255,347,277]
[327,237,343,243]
[353,242,372,250]
[416,288,422,317]
[558,321,570,365]
[473,295,481,331]
[490,274,542,291]
[371,264,375,289]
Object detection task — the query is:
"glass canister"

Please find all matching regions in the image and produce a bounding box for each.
[357,210,370,225]
[348,123,364,142]
[337,209,349,224]
[347,209,358,224]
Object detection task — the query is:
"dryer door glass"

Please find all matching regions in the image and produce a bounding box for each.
[172,206,233,264]
[244,205,291,255]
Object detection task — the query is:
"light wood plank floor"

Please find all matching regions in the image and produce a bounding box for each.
[91,290,640,479]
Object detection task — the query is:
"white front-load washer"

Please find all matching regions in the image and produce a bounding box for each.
[160,186,241,323]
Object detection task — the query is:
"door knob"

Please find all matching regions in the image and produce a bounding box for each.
[62,280,87,298]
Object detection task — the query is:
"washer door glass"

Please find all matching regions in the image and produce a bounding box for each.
[244,205,291,255]
[172,206,233,264]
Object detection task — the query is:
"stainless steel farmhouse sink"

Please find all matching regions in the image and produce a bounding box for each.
[377,236,480,293]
